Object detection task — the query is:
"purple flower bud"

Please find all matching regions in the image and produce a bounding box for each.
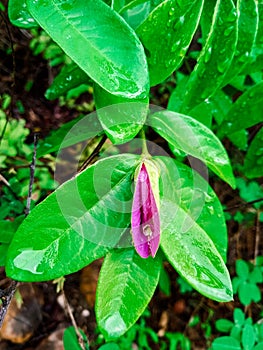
[131,163,160,258]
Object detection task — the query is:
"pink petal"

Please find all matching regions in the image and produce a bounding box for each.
[131,163,160,258]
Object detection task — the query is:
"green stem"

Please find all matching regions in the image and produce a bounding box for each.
[140,128,150,158]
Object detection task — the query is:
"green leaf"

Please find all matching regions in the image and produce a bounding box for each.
[8,0,38,28]
[254,343,263,350]
[63,326,89,350]
[216,319,234,333]
[113,0,127,12]
[37,113,103,158]
[157,158,233,302]
[96,248,161,339]
[6,154,140,281]
[98,344,120,350]
[45,62,92,100]
[219,81,263,135]
[228,130,248,151]
[148,110,236,188]
[200,0,217,43]
[211,336,242,350]
[222,0,259,85]
[249,266,263,284]
[93,84,148,144]
[242,324,256,350]
[0,244,9,267]
[0,218,23,244]
[136,0,204,86]
[167,74,189,113]
[27,0,149,98]
[156,157,228,261]
[119,0,163,30]
[159,264,171,296]
[236,259,249,279]
[236,178,263,208]
[233,309,245,326]
[241,2,263,74]
[180,0,238,113]
[244,128,263,179]
[240,283,261,305]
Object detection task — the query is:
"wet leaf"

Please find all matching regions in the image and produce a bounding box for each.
[222,0,259,84]
[37,113,103,158]
[8,0,38,28]
[241,2,263,74]
[136,0,204,86]
[244,127,263,179]
[27,0,149,98]
[156,157,228,261]
[96,248,161,339]
[45,62,92,100]
[158,158,233,302]
[219,81,263,135]
[148,110,236,188]
[93,84,148,144]
[6,155,140,281]
[119,0,164,30]
[180,0,238,113]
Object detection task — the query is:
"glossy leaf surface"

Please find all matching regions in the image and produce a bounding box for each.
[180,0,238,113]
[136,0,204,86]
[27,0,149,98]
[96,248,161,339]
[37,114,103,158]
[222,0,258,85]
[119,0,164,30]
[94,84,148,144]
[148,110,236,188]
[158,158,233,302]
[241,2,263,74]
[156,157,228,261]
[6,155,140,281]
[219,81,263,135]
[244,128,263,179]
[45,62,91,100]
[8,0,38,28]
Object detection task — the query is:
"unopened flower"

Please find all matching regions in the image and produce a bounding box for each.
[131,162,160,258]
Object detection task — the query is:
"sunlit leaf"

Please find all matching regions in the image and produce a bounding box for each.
[27,0,149,98]
[222,0,259,84]
[180,0,238,113]
[6,154,140,281]
[96,248,161,339]
[93,84,148,144]
[158,157,232,302]
[156,157,228,261]
[136,0,204,86]
[148,110,236,188]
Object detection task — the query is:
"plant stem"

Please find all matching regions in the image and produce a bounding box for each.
[25,133,38,216]
[78,134,107,173]
[62,290,86,350]
[140,128,150,158]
